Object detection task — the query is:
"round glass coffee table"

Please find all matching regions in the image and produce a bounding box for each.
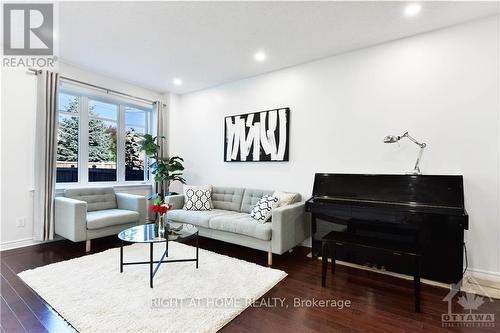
[118,222,199,288]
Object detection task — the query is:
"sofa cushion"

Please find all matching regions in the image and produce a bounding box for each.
[183,186,212,211]
[212,187,244,212]
[209,213,272,241]
[167,209,236,228]
[86,209,139,230]
[240,188,274,213]
[65,187,117,212]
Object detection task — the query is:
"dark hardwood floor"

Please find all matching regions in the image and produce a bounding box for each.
[1,236,499,333]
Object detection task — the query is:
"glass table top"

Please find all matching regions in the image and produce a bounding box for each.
[118,222,198,243]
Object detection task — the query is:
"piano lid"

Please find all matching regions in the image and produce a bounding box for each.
[312,173,465,209]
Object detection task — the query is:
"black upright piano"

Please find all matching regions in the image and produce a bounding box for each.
[305,173,468,284]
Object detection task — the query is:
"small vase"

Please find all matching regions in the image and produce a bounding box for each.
[157,214,166,239]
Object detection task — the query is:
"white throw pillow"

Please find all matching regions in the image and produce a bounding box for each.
[183,185,213,211]
[250,195,279,223]
[272,191,298,207]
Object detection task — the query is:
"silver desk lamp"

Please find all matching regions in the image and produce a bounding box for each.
[384,132,427,174]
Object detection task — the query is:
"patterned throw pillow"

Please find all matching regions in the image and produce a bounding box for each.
[183,185,212,211]
[250,195,279,223]
[185,185,214,209]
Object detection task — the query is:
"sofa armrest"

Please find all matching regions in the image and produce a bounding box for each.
[54,197,87,242]
[116,193,147,224]
[271,201,310,255]
[164,194,185,210]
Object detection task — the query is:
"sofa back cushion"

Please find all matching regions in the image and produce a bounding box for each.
[64,187,117,212]
[212,187,244,212]
[240,188,274,213]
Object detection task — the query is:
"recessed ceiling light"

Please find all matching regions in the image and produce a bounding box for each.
[404,4,421,17]
[173,78,183,86]
[254,51,266,62]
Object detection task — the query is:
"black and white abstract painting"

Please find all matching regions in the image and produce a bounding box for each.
[224,108,289,162]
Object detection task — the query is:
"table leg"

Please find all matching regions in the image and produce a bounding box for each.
[150,242,154,288]
[120,240,123,273]
[166,235,169,257]
[196,231,199,269]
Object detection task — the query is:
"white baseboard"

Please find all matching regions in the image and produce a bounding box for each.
[0,237,38,251]
[0,236,62,252]
[466,268,500,284]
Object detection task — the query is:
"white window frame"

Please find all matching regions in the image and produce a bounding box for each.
[56,85,153,188]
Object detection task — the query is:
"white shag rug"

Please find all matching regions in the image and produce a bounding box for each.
[18,242,287,333]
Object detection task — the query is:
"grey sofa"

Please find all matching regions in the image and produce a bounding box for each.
[165,186,309,265]
[55,187,147,252]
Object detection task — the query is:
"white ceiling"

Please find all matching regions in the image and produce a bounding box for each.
[59,1,499,95]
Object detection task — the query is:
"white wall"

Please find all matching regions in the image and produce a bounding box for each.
[169,17,500,278]
[0,62,164,250]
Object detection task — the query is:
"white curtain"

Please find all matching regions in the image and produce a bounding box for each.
[153,101,167,194]
[33,71,59,241]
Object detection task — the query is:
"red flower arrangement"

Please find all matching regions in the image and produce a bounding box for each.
[151,200,173,215]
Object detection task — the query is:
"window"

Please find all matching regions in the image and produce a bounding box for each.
[56,89,151,185]
[125,106,147,181]
[88,100,118,182]
[56,93,80,183]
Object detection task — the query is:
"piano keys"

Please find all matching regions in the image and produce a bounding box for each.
[305,173,468,284]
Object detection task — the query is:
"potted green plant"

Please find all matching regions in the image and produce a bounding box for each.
[139,134,186,197]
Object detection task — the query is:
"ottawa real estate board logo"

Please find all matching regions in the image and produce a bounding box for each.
[442,277,495,328]
[3,3,56,68]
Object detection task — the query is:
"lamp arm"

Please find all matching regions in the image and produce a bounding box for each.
[401,132,426,148]
[413,145,426,174]
[399,132,427,174]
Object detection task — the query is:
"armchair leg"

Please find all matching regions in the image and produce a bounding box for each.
[86,240,91,253]
[268,251,273,266]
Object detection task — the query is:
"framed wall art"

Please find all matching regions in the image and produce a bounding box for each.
[224,108,289,162]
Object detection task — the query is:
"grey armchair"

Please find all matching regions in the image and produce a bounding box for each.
[55,187,147,252]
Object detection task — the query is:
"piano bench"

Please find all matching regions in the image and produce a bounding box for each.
[321,230,422,312]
